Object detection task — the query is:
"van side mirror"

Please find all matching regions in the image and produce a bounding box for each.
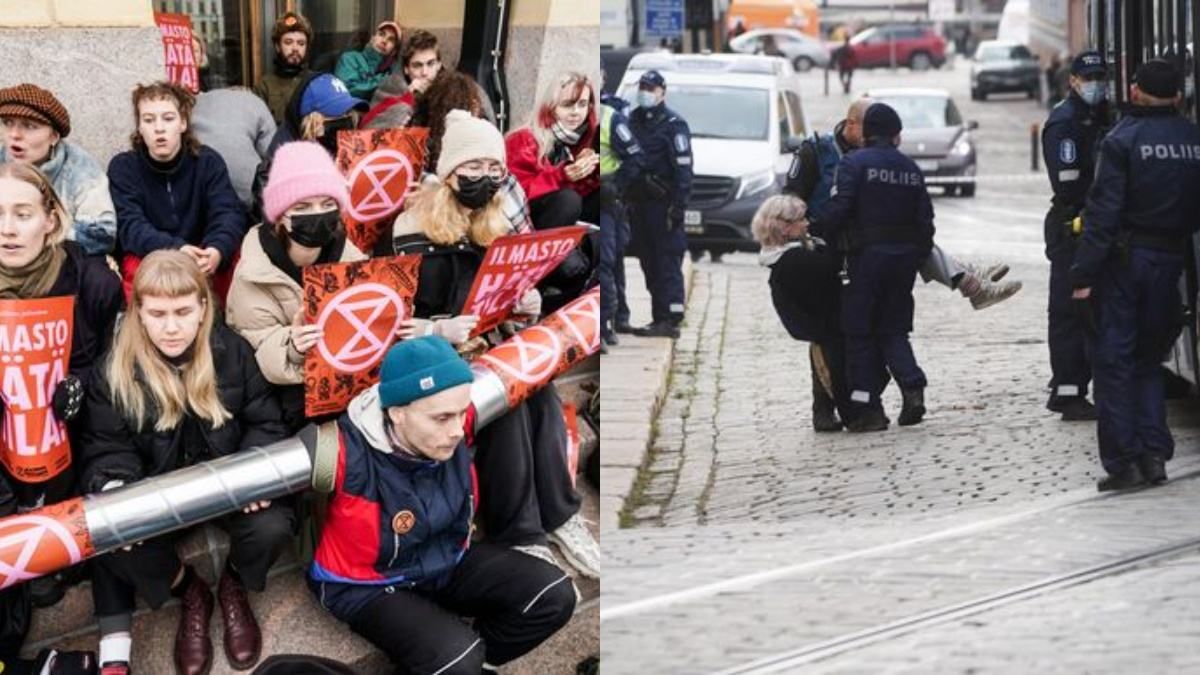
[967,120,979,130]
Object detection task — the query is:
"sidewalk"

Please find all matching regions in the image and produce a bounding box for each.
[599,256,692,533]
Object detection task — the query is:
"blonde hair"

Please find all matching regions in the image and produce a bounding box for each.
[406,177,511,247]
[107,250,231,432]
[525,71,596,161]
[751,194,808,249]
[0,163,70,247]
[301,111,360,143]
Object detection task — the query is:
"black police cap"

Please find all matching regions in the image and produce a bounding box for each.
[1134,59,1181,98]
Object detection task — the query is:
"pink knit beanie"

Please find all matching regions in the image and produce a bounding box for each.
[262,141,351,224]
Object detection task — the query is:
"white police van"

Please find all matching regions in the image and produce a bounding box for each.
[618,52,807,259]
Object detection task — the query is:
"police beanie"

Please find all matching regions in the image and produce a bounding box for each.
[436,109,505,180]
[1134,59,1180,99]
[0,84,71,138]
[863,103,903,140]
[378,336,475,408]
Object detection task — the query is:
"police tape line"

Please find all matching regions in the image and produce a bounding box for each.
[922,173,1047,185]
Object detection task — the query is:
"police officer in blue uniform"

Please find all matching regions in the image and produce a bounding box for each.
[811,103,934,432]
[1041,50,1109,421]
[599,85,645,351]
[626,70,694,339]
[1071,59,1200,491]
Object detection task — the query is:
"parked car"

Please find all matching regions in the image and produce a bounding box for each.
[728,28,831,72]
[970,40,1040,100]
[619,52,808,257]
[865,87,978,197]
[848,24,947,70]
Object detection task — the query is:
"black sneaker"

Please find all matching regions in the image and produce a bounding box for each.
[613,321,635,335]
[29,573,65,608]
[898,388,926,426]
[602,331,619,346]
[1097,464,1145,492]
[812,406,843,432]
[847,408,889,433]
[1138,455,1167,485]
[632,321,680,339]
[1060,398,1097,421]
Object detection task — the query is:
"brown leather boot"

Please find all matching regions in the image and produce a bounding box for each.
[218,570,261,670]
[174,571,214,675]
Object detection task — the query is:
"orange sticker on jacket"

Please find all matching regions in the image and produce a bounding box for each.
[0,296,75,484]
[335,127,429,252]
[303,256,421,417]
[0,497,94,590]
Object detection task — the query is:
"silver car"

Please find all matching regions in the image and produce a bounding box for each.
[728,29,831,72]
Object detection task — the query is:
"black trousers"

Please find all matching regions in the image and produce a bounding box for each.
[346,543,576,674]
[91,501,295,616]
[531,188,602,315]
[472,387,580,547]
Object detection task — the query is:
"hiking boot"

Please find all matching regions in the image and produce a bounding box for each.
[965,261,1011,283]
[898,388,926,426]
[847,407,889,432]
[174,570,214,675]
[549,514,601,579]
[1060,398,1098,421]
[632,321,680,339]
[218,570,261,670]
[1097,464,1145,492]
[970,279,1022,310]
[1138,455,1168,485]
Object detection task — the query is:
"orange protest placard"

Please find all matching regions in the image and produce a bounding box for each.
[303,256,422,417]
[0,296,74,484]
[0,497,94,590]
[153,13,199,93]
[460,226,589,338]
[335,127,429,253]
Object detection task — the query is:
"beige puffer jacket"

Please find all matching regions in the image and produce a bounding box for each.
[225,224,366,385]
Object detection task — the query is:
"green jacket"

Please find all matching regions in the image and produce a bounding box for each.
[333,46,396,100]
[254,69,308,125]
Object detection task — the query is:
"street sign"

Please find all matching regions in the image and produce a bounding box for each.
[644,0,684,38]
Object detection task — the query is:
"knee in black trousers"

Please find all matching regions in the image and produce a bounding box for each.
[220,502,296,591]
[530,188,583,231]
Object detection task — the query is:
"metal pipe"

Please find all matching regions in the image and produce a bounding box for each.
[0,288,599,589]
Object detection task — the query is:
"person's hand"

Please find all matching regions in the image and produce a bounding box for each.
[411,76,434,94]
[1072,287,1098,336]
[667,205,685,231]
[1071,287,1091,300]
[242,500,271,514]
[565,154,599,181]
[398,318,434,340]
[514,289,542,317]
[179,244,206,267]
[200,247,223,276]
[290,310,323,356]
[52,375,84,422]
[434,315,480,345]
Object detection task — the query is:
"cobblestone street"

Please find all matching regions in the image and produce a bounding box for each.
[601,59,1200,673]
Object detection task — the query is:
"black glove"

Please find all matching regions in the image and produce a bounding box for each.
[1072,294,1098,337]
[52,375,84,422]
[667,205,685,232]
[556,249,591,280]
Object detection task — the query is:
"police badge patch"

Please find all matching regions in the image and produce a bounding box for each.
[1059,139,1077,164]
[674,133,689,152]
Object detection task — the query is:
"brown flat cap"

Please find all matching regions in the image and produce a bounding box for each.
[0,83,71,138]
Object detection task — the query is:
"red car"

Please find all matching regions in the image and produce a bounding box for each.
[845,24,947,70]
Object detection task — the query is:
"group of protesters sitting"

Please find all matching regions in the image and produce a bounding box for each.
[0,13,599,674]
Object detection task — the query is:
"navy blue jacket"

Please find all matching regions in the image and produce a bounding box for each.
[107,145,246,267]
[813,140,935,254]
[601,93,646,195]
[1072,105,1200,288]
[628,101,694,210]
[1042,91,1107,211]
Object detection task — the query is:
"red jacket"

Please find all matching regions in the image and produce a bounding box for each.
[505,128,599,202]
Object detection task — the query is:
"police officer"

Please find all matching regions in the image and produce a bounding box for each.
[1041,50,1108,421]
[599,79,644,352]
[1071,59,1200,491]
[811,103,934,432]
[626,70,693,339]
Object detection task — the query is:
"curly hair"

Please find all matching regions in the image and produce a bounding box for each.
[751,194,809,249]
[412,70,486,172]
[129,81,201,155]
[402,29,440,70]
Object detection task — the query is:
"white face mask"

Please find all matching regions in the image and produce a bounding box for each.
[1078,80,1106,106]
[636,90,659,109]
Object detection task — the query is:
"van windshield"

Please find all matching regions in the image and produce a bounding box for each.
[626,84,770,140]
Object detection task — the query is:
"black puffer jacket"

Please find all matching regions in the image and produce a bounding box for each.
[388,233,485,318]
[44,241,125,385]
[78,323,287,494]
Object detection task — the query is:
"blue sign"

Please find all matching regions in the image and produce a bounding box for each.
[644,0,684,38]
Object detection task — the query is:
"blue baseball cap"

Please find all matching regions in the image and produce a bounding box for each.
[639,70,667,89]
[1071,50,1106,77]
[300,74,369,117]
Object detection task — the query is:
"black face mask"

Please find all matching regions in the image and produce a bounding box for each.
[319,118,355,155]
[288,209,341,248]
[453,175,501,210]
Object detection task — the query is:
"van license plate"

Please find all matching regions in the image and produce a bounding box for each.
[684,210,702,225]
[916,160,939,172]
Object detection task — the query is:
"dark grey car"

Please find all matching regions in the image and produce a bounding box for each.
[866,88,979,197]
[970,41,1041,100]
